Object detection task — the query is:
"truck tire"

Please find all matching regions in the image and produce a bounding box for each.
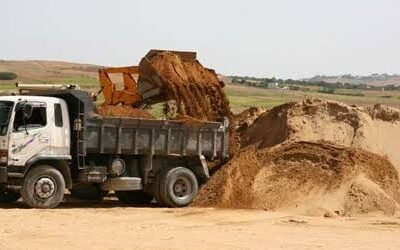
[116,191,153,204]
[21,165,65,209]
[71,184,108,201]
[153,168,168,207]
[158,167,198,207]
[0,189,20,203]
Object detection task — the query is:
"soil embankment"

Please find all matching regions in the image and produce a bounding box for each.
[194,99,400,216]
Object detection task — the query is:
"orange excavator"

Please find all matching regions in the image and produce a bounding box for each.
[97,49,198,109]
[98,66,142,106]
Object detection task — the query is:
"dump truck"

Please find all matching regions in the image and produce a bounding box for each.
[0,84,229,208]
[0,50,230,209]
[0,60,229,208]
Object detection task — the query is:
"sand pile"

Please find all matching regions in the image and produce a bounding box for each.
[241,99,400,172]
[97,105,153,119]
[365,103,400,122]
[229,107,267,156]
[233,107,267,133]
[140,51,231,121]
[194,99,400,216]
[194,141,400,216]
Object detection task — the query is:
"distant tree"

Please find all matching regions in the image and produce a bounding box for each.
[319,87,336,94]
[384,84,396,91]
[0,72,17,80]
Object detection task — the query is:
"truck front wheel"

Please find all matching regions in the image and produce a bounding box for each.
[157,167,198,207]
[21,165,65,209]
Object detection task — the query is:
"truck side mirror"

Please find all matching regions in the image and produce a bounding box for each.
[22,104,33,120]
[15,102,24,113]
[15,102,33,119]
[15,101,33,135]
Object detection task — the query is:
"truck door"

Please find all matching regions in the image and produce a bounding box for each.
[8,102,51,166]
[50,101,70,156]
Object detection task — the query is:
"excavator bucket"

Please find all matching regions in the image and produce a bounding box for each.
[137,49,198,104]
[97,49,228,120]
[98,50,199,107]
[136,49,229,121]
[99,66,141,106]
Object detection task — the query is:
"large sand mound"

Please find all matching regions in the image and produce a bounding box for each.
[194,141,400,216]
[241,99,400,172]
[194,99,400,216]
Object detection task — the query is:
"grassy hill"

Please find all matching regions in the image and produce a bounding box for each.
[304,74,400,86]
[0,60,101,89]
[1,60,400,113]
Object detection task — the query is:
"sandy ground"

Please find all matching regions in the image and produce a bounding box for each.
[0,198,400,250]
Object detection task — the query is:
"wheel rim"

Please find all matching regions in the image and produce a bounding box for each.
[172,177,192,200]
[34,177,56,199]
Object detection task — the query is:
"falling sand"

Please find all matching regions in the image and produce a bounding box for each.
[139,51,231,121]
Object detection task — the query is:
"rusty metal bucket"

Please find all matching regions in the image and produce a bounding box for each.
[137,49,197,104]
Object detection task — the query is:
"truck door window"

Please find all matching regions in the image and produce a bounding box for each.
[0,101,13,136]
[54,103,63,127]
[13,104,47,132]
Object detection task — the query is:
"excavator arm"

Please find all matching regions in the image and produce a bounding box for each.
[98,50,199,108]
[98,66,142,106]
[98,49,222,116]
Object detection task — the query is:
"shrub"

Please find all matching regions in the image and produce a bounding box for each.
[318,87,336,94]
[0,72,18,80]
[338,92,365,97]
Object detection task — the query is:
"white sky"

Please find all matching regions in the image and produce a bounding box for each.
[1,0,399,79]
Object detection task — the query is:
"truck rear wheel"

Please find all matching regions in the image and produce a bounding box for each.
[0,189,20,203]
[21,165,65,209]
[116,191,153,204]
[157,167,198,207]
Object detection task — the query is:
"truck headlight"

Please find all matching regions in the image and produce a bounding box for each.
[0,150,8,164]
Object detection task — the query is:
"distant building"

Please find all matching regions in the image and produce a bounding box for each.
[267,82,280,89]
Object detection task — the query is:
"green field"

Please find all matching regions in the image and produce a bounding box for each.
[0,68,400,117]
[2,60,400,115]
[225,84,400,113]
[2,77,400,116]
[143,84,400,117]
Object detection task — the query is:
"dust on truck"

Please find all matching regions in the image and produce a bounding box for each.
[0,85,229,208]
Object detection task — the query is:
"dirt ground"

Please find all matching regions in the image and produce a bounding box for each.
[0,198,399,250]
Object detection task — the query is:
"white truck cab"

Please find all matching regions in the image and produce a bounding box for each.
[0,96,71,167]
[0,95,74,208]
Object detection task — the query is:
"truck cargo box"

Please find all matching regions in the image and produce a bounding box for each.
[85,117,229,159]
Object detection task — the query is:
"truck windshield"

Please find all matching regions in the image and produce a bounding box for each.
[0,101,14,136]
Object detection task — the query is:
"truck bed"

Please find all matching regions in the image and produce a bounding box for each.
[24,89,229,160]
[84,117,229,159]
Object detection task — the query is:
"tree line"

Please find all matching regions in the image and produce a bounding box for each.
[0,72,18,80]
[230,76,400,91]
